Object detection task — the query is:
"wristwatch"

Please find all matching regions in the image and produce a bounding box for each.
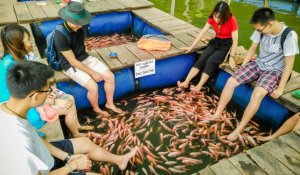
[64,153,72,163]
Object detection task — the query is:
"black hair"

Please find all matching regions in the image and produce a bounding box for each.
[209,1,232,24]
[250,7,275,25]
[0,24,30,61]
[7,61,54,99]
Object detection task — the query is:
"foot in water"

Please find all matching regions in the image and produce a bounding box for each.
[257,135,275,142]
[190,85,201,93]
[227,130,240,141]
[94,109,110,117]
[105,104,123,114]
[177,81,188,89]
[117,146,138,170]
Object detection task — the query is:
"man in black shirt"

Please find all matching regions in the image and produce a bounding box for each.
[54,2,122,115]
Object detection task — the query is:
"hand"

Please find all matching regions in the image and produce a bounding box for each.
[69,154,92,171]
[91,71,103,82]
[229,57,236,69]
[54,98,72,109]
[270,88,284,99]
[180,46,193,53]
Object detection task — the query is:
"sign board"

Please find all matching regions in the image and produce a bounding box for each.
[135,59,155,78]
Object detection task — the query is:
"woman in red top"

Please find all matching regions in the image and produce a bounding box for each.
[178,1,238,92]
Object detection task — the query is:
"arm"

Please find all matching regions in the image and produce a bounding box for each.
[242,42,259,66]
[271,55,295,99]
[61,50,102,81]
[181,22,211,52]
[42,138,69,161]
[229,30,238,69]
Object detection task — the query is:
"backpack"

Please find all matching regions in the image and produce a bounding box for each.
[46,25,71,70]
[260,27,293,50]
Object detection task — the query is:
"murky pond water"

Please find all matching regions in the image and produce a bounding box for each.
[74,86,270,175]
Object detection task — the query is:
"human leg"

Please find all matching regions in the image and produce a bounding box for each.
[71,137,138,170]
[177,45,216,89]
[191,49,228,92]
[212,61,260,118]
[258,113,300,141]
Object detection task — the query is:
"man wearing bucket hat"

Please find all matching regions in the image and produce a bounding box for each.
[54,2,122,116]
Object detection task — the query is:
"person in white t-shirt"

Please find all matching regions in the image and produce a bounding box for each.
[0,61,137,175]
[212,7,299,141]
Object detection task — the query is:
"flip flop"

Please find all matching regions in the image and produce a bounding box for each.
[105,104,123,114]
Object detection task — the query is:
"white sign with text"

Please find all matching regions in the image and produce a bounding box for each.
[135,59,155,78]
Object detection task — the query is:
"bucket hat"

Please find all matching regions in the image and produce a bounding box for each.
[58,1,92,26]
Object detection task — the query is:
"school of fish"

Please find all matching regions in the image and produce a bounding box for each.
[84,33,138,51]
[82,87,270,175]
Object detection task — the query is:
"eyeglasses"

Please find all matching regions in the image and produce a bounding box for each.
[29,86,53,97]
[256,23,269,33]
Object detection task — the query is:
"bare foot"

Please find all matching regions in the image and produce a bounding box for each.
[105,104,123,114]
[257,135,275,142]
[79,125,95,131]
[118,146,138,170]
[190,85,200,93]
[177,81,188,89]
[227,130,240,141]
[73,132,87,138]
[212,112,222,118]
[94,109,110,117]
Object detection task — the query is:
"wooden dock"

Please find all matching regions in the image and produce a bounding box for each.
[0,1,299,172]
[194,129,300,175]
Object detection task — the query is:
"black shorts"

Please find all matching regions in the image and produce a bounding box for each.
[50,139,86,175]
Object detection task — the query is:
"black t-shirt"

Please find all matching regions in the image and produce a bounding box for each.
[54,23,89,71]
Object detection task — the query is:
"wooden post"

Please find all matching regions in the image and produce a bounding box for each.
[264,0,269,7]
[170,0,175,16]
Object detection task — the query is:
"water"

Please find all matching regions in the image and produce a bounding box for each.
[149,0,300,72]
[77,86,268,175]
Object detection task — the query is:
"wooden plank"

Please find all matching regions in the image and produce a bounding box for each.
[53,71,70,83]
[291,70,300,79]
[173,32,206,51]
[283,76,300,94]
[229,153,267,175]
[0,0,17,3]
[124,43,153,61]
[156,19,187,28]
[107,45,139,66]
[294,128,300,136]
[40,2,59,19]
[26,1,48,21]
[279,132,300,153]
[164,24,196,32]
[87,50,109,68]
[148,45,179,60]
[247,145,294,175]
[114,0,153,9]
[165,35,188,50]
[0,4,17,24]
[280,92,300,113]
[149,16,176,23]
[170,28,199,35]
[140,13,171,21]
[132,7,162,15]
[210,159,242,175]
[96,48,123,70]
[103,0,126,11]
[197,167,215,175]
[14,2,33,23]
[85,1,108,13]
[262,139,300,174]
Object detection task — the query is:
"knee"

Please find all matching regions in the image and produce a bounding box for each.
[78,137,93,149]
[252,90,265,100]
[103,71,115,82]
[226,77,239,88]
[86,82,98,94]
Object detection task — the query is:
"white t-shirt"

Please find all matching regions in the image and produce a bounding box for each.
[0,106,54,175]
[250,23,299,72]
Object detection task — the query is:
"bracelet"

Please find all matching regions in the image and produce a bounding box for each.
[65,163,74,173]
[63,153,72,163]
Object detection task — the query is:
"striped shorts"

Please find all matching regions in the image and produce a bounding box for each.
[232,61,281,93]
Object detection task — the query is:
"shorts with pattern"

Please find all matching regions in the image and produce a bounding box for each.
[232,61,281,93]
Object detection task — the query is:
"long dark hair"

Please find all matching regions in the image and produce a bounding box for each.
[208,1,232,24]
[1,24,30,61]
